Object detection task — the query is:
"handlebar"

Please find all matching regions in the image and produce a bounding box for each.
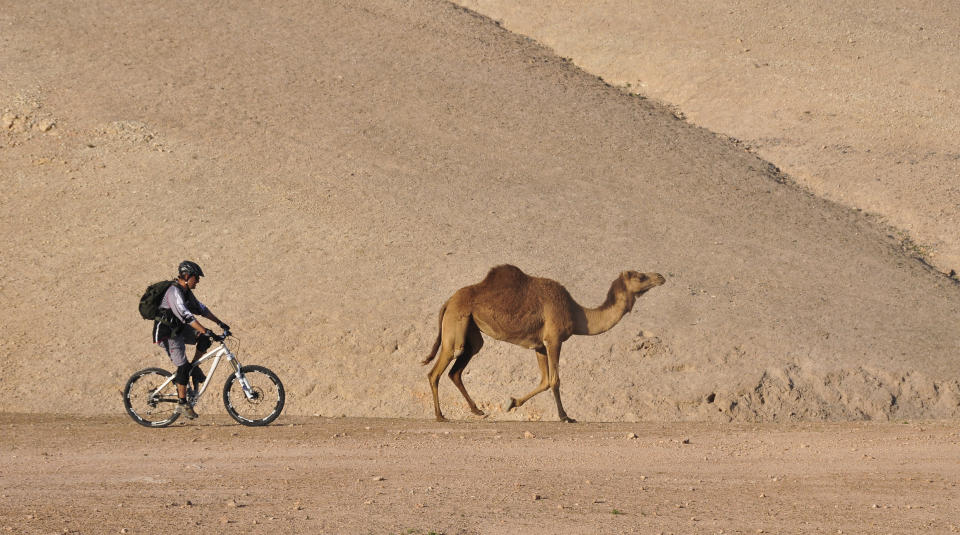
[204,329,231,342]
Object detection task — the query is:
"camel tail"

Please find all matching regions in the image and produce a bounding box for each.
[421,302,447,365]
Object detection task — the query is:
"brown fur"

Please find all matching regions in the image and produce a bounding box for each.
[423,264,665,422]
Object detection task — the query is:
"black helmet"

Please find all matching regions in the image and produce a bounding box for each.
[178,260,204,278]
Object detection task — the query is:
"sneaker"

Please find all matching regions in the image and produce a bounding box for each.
[176,403,199,419]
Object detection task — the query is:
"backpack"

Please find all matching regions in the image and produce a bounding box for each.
[139,280,175,321]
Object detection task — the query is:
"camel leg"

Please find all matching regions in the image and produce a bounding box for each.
[427,346,457,422]
[545,340,575,423]
[448,322,485,416]
[427,314,470,422]
[506,347,550,412]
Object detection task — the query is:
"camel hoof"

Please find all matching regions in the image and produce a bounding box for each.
[505,397,518,412]
[435,415,448,422]
[561,416,577,423]
[471,408,485,416]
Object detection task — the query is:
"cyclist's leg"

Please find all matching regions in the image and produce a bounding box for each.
[160,334,198,418]
[164,336,191,402]
[185,330,209,390]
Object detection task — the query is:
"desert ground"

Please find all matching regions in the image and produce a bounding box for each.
[2,415,959,534]
[2,0,960,532]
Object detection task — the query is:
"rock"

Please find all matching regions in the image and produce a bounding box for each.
[36,119,55,132]
[372,476,385,481]
[1,113,15,129]
[627,432,638,439]
[523,431,535,439]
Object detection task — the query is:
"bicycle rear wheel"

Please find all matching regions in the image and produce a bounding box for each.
[123,367,180,427]
[222,365,285,426]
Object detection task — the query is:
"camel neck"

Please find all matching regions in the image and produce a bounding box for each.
[572,280,633,336]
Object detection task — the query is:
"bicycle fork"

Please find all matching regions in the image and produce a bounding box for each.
[226,351,257,400]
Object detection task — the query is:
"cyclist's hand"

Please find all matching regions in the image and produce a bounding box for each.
[206,330,224,342]
[217,321,230,332]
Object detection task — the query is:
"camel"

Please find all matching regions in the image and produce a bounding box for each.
[422,264,666,422]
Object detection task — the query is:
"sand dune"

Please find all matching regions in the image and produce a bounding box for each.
[457,0,960,274]
[1,0,958,421]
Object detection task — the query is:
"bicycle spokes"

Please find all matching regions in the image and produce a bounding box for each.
[223,365,285,426]
[124,368,181,428]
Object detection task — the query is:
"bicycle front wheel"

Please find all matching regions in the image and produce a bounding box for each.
[123,367,180,427]
[222,365,285,426]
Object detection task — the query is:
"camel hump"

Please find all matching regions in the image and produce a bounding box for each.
[471,265,571,313]
[477,265,549,298]
[478,264,571,298]
[481,264,529,285]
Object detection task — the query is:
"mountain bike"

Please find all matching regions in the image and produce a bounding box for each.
[123,330,285,427]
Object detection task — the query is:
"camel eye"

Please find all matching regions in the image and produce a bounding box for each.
[635,273,647,281]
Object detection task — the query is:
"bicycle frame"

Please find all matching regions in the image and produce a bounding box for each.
[152,337,257,406]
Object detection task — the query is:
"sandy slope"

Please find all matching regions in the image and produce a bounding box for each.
[456,0,960,274]
[1,0,959,421]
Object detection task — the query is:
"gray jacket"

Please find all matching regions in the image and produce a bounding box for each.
[159,284,209,326]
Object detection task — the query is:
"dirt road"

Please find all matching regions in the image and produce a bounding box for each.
[2,414,958,534]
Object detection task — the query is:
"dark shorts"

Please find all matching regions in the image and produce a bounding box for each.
[160,329,201,367]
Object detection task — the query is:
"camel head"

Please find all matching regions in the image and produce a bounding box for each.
[616,271,666,310]
[621,271,666,294]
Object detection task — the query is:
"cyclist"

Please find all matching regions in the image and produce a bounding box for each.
[153,260,230,419]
